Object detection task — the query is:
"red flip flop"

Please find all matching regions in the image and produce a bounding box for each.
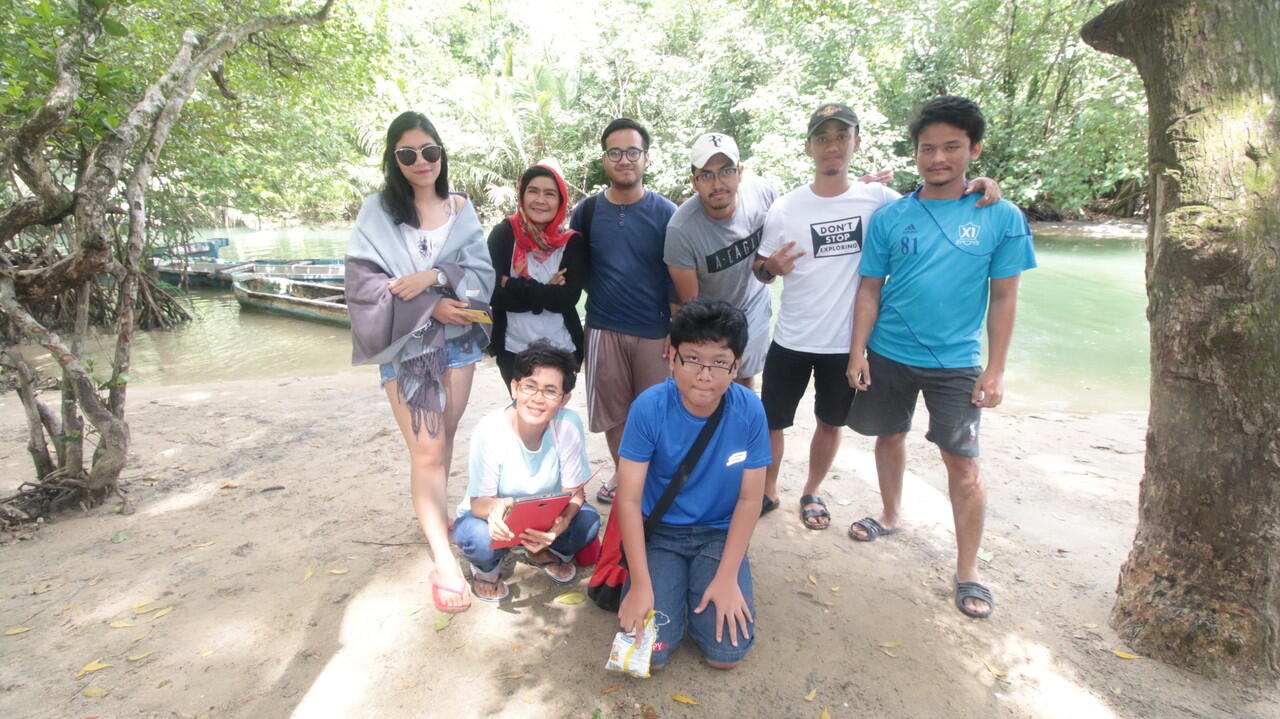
[429,570,471,614]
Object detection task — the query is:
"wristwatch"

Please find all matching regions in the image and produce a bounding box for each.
[431,268,448,288]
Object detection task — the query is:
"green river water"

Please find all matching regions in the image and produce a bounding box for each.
[32,223,1148,412]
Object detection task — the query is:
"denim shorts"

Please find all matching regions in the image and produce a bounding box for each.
[623,523,755,667]
[378,339,483,386]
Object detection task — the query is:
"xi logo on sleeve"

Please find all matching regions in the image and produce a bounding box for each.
[725,451,747,467]
[809,216,863,258]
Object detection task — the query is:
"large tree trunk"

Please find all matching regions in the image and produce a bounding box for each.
[1082,1,1280,678]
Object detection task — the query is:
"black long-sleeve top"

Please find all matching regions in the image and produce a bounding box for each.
[486,218,586,365]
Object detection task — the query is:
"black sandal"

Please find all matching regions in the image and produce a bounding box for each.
[799,494,830,530]
[954,579,995,619]
[848,516,902,542]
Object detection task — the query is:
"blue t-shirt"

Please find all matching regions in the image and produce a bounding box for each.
[618,379,771,529]
[570,190,677,339]
[860,191,1037,368]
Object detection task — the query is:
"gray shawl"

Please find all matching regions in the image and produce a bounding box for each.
[345,192,495,435]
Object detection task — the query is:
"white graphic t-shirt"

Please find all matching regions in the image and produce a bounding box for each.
[757,182,900,353]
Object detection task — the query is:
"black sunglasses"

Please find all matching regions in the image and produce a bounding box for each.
[394,144,443,166]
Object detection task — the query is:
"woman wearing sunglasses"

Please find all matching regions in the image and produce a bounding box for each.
[346,111,495,614]
[486,163,586,389]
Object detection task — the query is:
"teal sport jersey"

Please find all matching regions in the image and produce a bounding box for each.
[860,190,1037,368]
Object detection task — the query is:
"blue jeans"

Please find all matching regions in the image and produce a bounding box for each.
[378,338,483,385]
[453,503,601,574]
[623,523,755,667]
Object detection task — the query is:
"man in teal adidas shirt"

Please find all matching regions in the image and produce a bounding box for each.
[845,96,1036,619]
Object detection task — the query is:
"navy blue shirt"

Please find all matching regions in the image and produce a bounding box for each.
[570,190,677,339]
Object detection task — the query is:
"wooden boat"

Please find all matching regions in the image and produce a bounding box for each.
[231,275,349,327]
[228,260,345,283]
[154,258,253,287]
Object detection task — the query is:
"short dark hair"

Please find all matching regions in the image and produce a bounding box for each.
[512,340,578,393]
[381,111,450,227]
[669,299,748,358]
[908,96,986,147]
[600,118,651,151]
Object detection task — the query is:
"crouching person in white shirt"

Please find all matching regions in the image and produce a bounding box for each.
[452,340,600,601]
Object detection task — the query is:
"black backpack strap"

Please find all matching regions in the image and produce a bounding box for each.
[580,194,597,247]
[643,395,727,535]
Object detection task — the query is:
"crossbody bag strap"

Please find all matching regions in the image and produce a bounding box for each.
[643,395,727,536]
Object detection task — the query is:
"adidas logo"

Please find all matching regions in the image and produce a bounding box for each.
[904,224,917,232]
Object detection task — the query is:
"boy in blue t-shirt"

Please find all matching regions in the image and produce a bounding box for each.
[615,299,771,670]
[846,96,1037,620]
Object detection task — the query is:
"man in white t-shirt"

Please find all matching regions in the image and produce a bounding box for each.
[754,103,998,530]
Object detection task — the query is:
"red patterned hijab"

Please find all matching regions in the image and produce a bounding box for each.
[509,164,574,279]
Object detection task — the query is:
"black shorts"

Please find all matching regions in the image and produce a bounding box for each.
[760,342,854,430]
[846,348,983,457]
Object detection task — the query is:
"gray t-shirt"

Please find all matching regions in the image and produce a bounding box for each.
[664,175,775,335]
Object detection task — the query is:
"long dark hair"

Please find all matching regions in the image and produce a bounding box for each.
[381,111,450,227]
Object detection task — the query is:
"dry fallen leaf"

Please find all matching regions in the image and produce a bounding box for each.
[81,687,109,697]
[879,640,902,648]
[328,568,349,575]
[830,586,840,593]
[501,671,525,679]
[75,659,112,679]
[808,574,817,585]
[984,661,1007,678]
[642,705,658,719]
[1112,650,1142,660]
[109,620,134,628]
[880,648,897,658]
[553,591,585,605]
[219,481,240,489]
[303,566,314,581]
[192,541,216,548]
[132,602,154,615]
[151,606,175,620]
[405,605,422,616]
[127,651,153,662]
[820,708,832,719]
[4,627,32,636]
[1047,582,1060,589]
[602,684,622,695]
[671,693,699,705]
[803,688,817,702]
[200,650,215,657]
[1112,687,1123,695]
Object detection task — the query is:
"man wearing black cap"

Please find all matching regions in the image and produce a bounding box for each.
[753,103,999,530]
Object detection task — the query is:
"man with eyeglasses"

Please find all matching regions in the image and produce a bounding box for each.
[664,134,774,398]
[452,340,601,601]
[571,118,678,505]
[754,103,1001,530]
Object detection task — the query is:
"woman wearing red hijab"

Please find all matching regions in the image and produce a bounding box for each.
[487,164,586,388]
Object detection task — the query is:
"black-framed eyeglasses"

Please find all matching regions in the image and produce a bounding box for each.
[604,147,644,163]
[394,144,443,166]
[675,351,737,376]
[515,381,563,401]
[693,165,740,184]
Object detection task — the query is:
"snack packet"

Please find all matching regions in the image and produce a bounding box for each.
[606,610,658,678]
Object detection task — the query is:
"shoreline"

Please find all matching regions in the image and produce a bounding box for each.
[1,370,1271,718]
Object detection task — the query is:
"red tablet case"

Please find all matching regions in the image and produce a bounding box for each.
[489,492,572,549]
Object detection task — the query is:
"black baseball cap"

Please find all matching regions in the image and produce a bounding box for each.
[807,103,859,136]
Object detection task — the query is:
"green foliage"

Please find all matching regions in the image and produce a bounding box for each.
[3,0,1147,233]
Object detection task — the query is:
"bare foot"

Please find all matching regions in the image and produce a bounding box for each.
[432,563,470,609]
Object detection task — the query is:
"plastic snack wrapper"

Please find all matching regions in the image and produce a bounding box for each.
[606,610,661,678]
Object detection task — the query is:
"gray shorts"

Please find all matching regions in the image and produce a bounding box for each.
[846,348,983,457]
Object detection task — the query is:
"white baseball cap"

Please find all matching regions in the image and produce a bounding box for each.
[689,133,740,170]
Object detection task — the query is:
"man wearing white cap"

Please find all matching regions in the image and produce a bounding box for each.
[754,103,1001,529]
[664,133,775,392]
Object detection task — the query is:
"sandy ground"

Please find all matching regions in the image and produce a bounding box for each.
[1,363,1277,719]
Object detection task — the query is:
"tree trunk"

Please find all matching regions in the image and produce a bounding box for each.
[1082,0,1280,678]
